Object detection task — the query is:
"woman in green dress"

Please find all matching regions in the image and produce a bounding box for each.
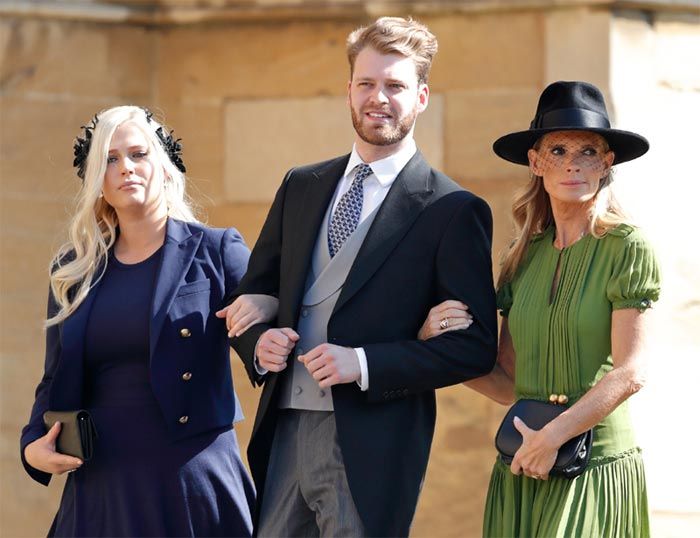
[420,81,660,537]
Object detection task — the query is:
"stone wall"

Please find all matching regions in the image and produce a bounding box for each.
[608,8,700,517]
[1,1,698,536]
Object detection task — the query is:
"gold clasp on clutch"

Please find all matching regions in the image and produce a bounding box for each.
[549,393,569,405]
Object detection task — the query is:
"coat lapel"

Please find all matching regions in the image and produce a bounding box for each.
[333,151,433,315]
[283,155,349,323]
[149,218,203,358]
[51,272,104,409]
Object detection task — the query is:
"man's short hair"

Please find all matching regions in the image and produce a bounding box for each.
[346,17,438,85]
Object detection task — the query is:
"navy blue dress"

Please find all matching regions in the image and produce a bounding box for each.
[49,248,254,537]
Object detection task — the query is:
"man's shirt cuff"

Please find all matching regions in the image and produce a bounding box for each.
[355,347,369,391]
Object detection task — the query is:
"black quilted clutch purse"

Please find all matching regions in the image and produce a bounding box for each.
[495,399,593,479]
[43,410,98,461]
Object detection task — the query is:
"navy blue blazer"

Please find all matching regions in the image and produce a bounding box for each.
[20,218,250,485]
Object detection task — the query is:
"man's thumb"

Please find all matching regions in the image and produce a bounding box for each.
[280,328,300,341]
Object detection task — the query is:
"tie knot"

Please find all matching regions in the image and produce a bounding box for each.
[354,163,372,183]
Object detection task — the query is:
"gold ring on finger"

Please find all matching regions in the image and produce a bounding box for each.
[440,318,449,330]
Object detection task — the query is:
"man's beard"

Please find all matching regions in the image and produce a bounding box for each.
[350,104,418,146]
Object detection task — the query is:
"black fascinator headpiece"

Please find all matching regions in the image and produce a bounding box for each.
[142,107,187,174]
[73,115,99,180]
[72,107,187,181]
[153,127,186,174]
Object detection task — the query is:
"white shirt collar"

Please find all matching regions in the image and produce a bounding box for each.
[343,139,417,187]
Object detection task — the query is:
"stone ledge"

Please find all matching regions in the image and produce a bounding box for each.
[1,1,697,26]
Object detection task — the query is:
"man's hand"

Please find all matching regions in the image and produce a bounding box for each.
[299,344,361,388]
[256,328,299,373]
[24,422,83,475]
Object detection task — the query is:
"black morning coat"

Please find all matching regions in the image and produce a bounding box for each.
[232,151,498,537]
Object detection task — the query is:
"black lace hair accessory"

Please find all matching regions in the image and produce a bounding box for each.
[72,115,99,180]
[143,107,187,174]
[72,108,187,180]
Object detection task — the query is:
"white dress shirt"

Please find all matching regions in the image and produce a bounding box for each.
[255,139,418,391]
[335,141,417,391]
[333,139,417,224]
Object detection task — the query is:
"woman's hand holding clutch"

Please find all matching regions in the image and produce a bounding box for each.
[24,422,83,475]
[509,416,561,480]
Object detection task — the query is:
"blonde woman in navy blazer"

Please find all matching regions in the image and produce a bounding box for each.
[20,106,265,537]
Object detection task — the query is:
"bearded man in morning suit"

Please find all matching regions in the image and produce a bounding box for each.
[229,17,497,537]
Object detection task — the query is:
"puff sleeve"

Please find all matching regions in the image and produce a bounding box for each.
[606,229,661,311]
[496,281,514,317]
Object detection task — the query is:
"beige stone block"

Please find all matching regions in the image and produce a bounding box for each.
[415,448,494,537]
[0,294,47,359]
[653,13,700,90]
[229,355,257,468]
[0,96,124,200]
[0,217,57,293]
[464,176,525,270]
[156,21,351,103]
[155,102,227,204]
[1,350,61,536]
[427,12,544,92]
[613,9,700,106]
[0,18,152,100]
[444,88,540,183]
[0,195,71,244]
[222,96,349,203]
[412,386,504,537]
[223,95,444,203]
[610,12,656,102]
[544,8,611,88]
[0,453,64,538]
[206,202,272,246]
[1,351,46,429]
[416,96,444,171]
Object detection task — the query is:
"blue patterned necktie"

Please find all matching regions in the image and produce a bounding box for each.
[328,163,373,258]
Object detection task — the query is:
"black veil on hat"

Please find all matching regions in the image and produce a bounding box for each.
[493,81,649,166]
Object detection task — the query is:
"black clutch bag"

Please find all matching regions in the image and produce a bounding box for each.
[495,399,593,479]
[43,410,98,462]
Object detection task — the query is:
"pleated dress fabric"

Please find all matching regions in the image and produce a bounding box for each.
[484,224,660,538]
[49,248,255,537]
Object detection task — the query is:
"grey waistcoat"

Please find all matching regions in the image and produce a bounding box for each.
[277,201,380,410]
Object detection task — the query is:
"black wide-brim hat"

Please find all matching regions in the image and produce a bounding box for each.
[493,81,649,166]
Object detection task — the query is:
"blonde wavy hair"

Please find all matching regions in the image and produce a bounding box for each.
[497,135,628,289]
[47,106,199,327]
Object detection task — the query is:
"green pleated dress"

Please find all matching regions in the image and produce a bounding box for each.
[484,224,661,538]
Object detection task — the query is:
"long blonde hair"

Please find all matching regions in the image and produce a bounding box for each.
[497,136,628,289]
[47,106,199,327]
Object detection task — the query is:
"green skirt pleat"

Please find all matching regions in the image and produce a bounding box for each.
[483,448,650,538]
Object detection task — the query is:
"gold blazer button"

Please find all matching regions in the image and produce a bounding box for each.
[179,415,189,424]
[180,328,192,338]
[182,372,192,381]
